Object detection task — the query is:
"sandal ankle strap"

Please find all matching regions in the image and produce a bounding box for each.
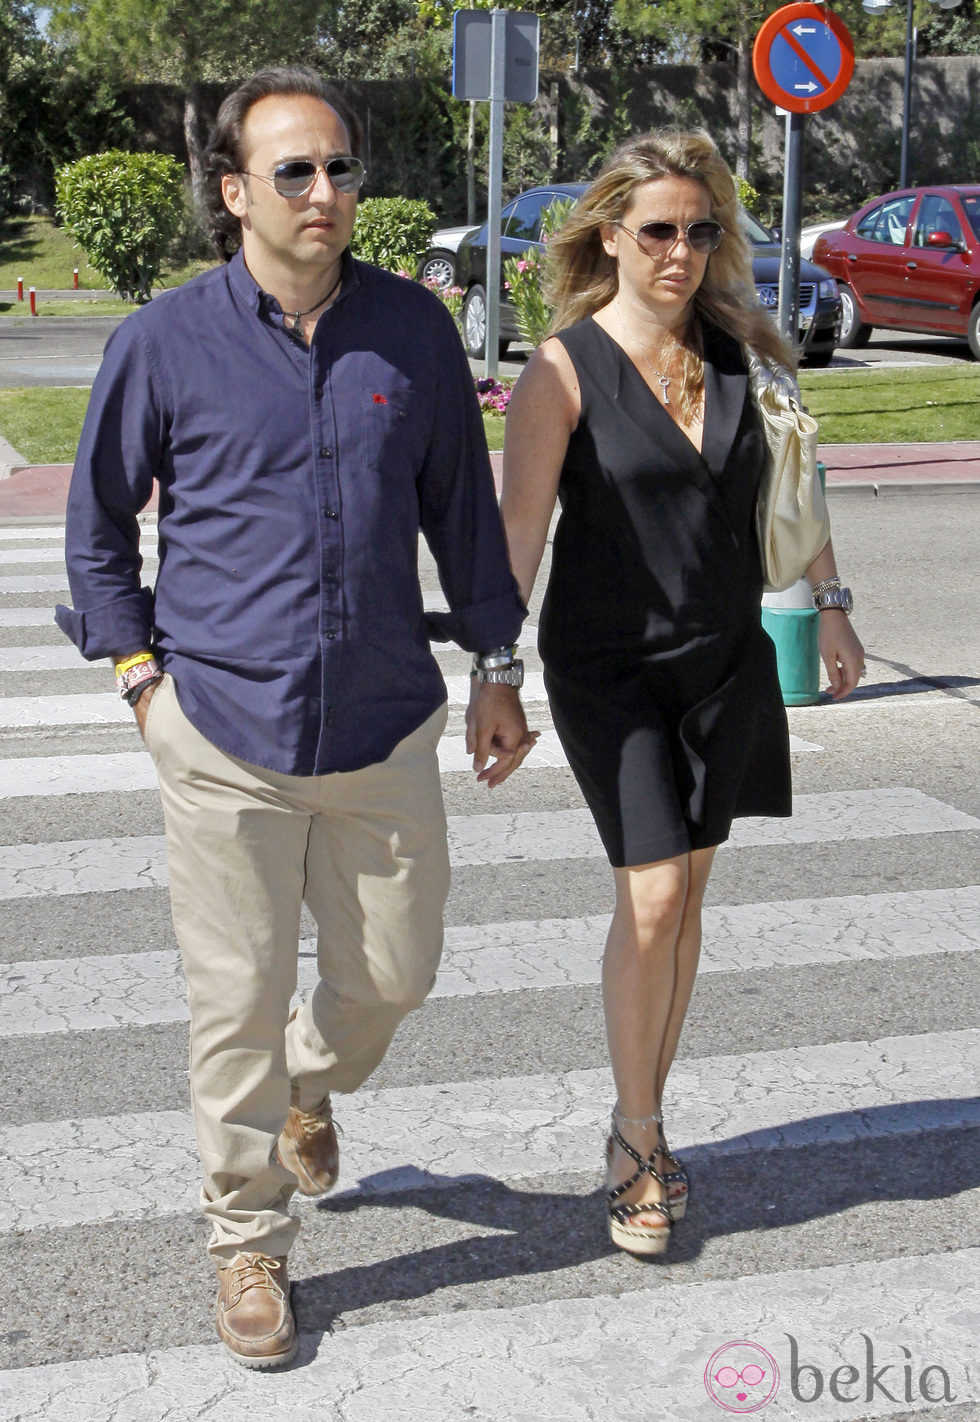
[611,1104,663,1128]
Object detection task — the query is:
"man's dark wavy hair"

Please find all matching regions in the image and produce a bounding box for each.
[203,66,363,261]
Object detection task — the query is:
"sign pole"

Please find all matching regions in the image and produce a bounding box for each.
[484,9,507,379]
[777,110,805,348]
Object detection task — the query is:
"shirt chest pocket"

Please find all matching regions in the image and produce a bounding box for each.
[354,383,426,478]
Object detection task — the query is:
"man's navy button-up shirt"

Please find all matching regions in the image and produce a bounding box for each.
[55,250,525,776]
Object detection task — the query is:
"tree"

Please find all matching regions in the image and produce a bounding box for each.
[47,0,326,203]
[56,149,184,300]
[612,0,769,179]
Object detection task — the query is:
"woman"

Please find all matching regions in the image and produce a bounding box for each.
[500,131,864,1256]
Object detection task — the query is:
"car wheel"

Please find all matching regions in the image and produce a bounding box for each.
[837,284,872,348]
[462,284,488,357]
[461,284,510,360]
[418,249,456,289]
[968,302,980,361]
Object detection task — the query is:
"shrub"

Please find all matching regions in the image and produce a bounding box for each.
[350,196,437,272]
[55,150,185,303]
[503,252,551,347]
[502,197,571,348]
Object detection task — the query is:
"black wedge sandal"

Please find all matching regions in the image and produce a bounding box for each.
[605,1123,673,1256]
[657,1130,690,1222]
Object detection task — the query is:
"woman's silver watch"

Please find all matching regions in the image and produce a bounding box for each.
[812,584,853,614]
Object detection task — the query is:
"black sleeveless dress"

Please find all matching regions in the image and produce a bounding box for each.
[540,316,792,867]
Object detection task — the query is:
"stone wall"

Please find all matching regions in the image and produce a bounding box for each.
[120,54,980,224]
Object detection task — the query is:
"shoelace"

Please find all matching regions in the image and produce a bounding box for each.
[293,1100,341,1140]
[228,1253,284,1303]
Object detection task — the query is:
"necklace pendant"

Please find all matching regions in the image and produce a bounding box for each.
[289,312,303,336]
[659,375,671,405]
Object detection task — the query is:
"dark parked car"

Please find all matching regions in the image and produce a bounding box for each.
[813,185,980,357]
[427,184,842,363]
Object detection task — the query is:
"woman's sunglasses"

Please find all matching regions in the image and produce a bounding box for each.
[617,219,724,255]
[242,156,366,198]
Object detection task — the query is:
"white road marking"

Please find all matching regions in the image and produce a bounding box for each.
[1,790,976,897]
[0,574,70,592]
[3,887,977,1036]
[0,547,153,565]
[1,1248,975,1420]
[0,609,61,627]
[0,1028,977,1231]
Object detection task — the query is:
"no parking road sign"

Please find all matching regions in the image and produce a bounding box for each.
[753,3,854,114]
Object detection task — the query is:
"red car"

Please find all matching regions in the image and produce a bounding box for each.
[813,185,980,358]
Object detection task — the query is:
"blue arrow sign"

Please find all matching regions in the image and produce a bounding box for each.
[754,4,854,114]
[769,20,844,99]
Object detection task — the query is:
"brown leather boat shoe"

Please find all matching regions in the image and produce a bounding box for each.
[215,1252,298,1369]
[278,1095,340,1196]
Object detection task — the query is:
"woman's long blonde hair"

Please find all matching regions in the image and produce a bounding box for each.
[545,129,796,393]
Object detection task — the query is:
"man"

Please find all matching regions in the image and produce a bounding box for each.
[56,67,533,1369]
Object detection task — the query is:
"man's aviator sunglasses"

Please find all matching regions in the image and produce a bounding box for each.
[242,156,366,198]
[617,219,724,255]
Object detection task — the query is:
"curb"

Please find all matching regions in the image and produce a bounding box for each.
[825,479,980,497]
[0,433,29,479]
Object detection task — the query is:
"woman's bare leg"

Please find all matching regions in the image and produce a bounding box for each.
[603,845,717,1225]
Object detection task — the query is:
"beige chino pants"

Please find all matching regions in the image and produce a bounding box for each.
[142,675,450,1265]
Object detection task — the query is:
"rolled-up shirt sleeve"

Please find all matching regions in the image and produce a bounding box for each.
[54,321,167,660]
[418,309,526,652]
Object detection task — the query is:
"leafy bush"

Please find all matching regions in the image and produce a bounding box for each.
[55,150,185,303]
[504,252,551,347]
[350,196,437,272]
[734,175,763,218]
[502,197,571,348]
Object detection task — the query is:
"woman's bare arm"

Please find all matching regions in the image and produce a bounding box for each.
[500,337,581,606]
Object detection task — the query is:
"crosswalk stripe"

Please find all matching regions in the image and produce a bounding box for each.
[0,609,62,628]
[0,574,71,593]
[0,527,84,542]
[1,1247,974,1419]
[2,791,975,899]
[0,527,157,544]
[3,886,977,1037]
[0,547,149,565]
[2,1027,977,1232]
[0,682,554,728]
[0,731,569,793]
[0,723,828,798]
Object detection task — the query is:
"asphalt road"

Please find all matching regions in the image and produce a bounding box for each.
[0,490,978,1416]
[0,311,972,388]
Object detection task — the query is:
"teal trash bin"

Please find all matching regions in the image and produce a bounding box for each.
[760,461,826,707]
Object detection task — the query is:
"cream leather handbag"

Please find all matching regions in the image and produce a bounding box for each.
[748,352,831,592]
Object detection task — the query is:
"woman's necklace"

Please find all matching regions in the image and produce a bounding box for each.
[285,268,343,338]
[615,301,676,406]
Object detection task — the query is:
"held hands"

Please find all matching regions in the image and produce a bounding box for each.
[465,680,540,787]
[818,610,865,700]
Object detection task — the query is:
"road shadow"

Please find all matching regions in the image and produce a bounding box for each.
[291,1102,980,1333]
[838,675,980,703]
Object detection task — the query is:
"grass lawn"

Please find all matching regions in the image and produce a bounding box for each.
[798,364,980,444]
[0,387,90,464]
[0,215,215,301]
[0,298,143,318]
[2,365,977,466]
[483,414,505,451]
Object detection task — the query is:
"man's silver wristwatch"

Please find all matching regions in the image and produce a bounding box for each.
[472,645,524,688]
[812,584,853,614]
